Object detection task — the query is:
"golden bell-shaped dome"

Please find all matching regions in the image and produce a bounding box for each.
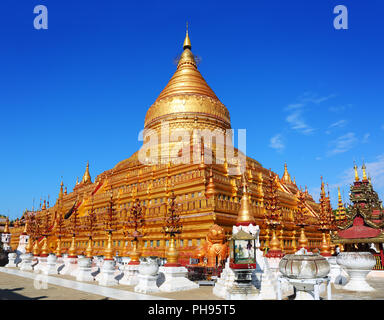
[144,29,231,132]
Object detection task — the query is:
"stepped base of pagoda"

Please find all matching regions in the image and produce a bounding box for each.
[119,264,140,286]
[97,259,118,286]
[158,266,199,292]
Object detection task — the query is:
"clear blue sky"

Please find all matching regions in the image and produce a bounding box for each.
[1,0,383,219]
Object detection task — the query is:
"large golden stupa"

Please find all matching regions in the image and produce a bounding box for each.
[9,30,324,264]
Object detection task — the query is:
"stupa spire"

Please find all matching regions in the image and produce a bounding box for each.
[4,218,9,234]
[183,22,191,50]
[236,174,255,225]
[281,162,292,184]
[59,180,64,199]
[320,176,326,197]
[354,162,360,182]
[362,162,368,181]
[81,161,92,184]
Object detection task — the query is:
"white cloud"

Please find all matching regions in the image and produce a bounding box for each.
[286,110,314,135]
[299,92,336,104]
[269,134,285,152]
[362,133,370,143]
[326,119,348,135]
[366,155,384,189]
[284,92,335,135]
[329,104,353,113]
[327,132,358,156]
[329,119,348,129]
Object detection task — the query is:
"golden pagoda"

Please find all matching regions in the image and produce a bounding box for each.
[9,27,324,263]
[335,187,346,222]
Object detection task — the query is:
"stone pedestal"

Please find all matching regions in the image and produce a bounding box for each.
[33,257,47,273]
[336,252,376,292]
[55,256,65,273]
[76,257,94,282]
[226,269,259,300]
[158,266,199,292]
[327,256,348,285]
[134,274,160,294]
[41,254,58,275]
[213,260,236,298]
[19,253,34,271]
[259,257,280,300]
[60,257,78,275]
[98,259,118,286]
[277,277,332,300]
[119,263,140,286]
[5,253,18,268]
[134,259,160,294]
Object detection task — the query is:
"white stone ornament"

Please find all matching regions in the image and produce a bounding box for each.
[5,252,18,268]
[134,258,160,294]
[119,257,140,286]
[76,257,94,282]
[60,256,77,275]
[98,259,118,286]
[213,259,235,298]
[19,253,34,271]
[41,254,58,275]
[336,252,376,292]
[33,256,47,273]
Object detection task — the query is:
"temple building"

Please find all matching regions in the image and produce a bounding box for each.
[9,30,325,264]
[332,163,384,268]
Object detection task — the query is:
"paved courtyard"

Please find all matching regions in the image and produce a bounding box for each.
[1,267,384,300]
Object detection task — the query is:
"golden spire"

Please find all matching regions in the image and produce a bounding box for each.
[336,187,346,221]
[76,177,79,186]
[362,162,368,181]
[59,181,64,199]
[4,218,9,234]
[42,200,46,210]
[81,161,92,184]
[205,166,216,198]
[354,162,360,182]
[64,187,67,195]
[281,162,292,184]
[320,176,326,197]
[236,174,255,225]
[22,220,28,235]
[183,22,191,50]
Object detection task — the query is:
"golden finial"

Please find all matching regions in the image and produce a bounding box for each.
[76,177,79,185]
[22,220,28,235]
[354,162,359,182]
[183,22,192,50]
[362,162,368,181]
[236,174,255,225]
[64,187,67,195]
[338,187,342,202]
[4,218,9,234]
[281,162,292,184]
[206,166,216,198]
[59,181,64,199]
[81,161,92,184]
[320,176,326,197]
